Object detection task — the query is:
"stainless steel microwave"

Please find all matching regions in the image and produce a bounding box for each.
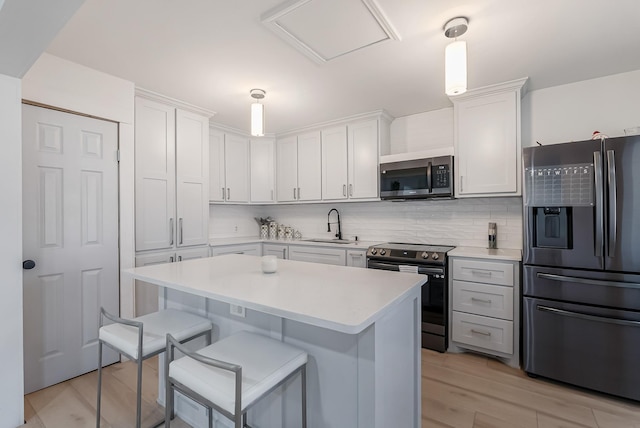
[380,155,454,200]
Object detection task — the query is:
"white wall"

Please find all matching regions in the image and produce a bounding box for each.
[211,198,523,250]
[388,108,453,155]
[522,69,640,147]
[0,74,24,427]
[22,53,137,319]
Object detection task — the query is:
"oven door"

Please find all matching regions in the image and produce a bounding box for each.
[367,259,448,351]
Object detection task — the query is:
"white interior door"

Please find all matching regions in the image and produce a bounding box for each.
[22,104,119,394]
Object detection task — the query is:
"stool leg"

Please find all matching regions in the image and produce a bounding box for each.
[96,341,103,428]
[136,357,143,428]
[301,365,307,428]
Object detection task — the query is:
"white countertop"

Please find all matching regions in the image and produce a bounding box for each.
[123,254,425,334]
[209,236,382,250]
[448,246,522,261]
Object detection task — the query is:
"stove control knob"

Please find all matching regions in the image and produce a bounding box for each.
[380,249,387,256]
[371,248,377,255]
[431,253,439,260]
[421,252,429,259]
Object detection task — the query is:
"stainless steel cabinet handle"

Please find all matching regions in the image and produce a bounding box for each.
[297,187,301,199]
[607,150,617,257]
[170,256,174,262]
[179,218,183,245]
[470,269,492,276]
[536,272,640,289]
[343,184,347,197]
[169,218,174,245]
[271,190,274,201]
[537,305,640,327]
[221,187,225,200]
[227,188,231,200]
[471,297,492,304]
[293,188,297,200]
[282,248,287,259]
[593,151,604,257]
[178,255,182,261]
[460,175,464,193]
[470,329,492,336]
[349,184,353,196]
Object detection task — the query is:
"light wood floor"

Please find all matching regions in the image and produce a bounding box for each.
[23,349,640,427]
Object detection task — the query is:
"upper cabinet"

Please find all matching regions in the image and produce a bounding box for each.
[276,132,322,202]
[209,129,250,203]
[451,78,527,198]
[135,96,210,252]
[250,138,276,203]
[322,119,379,200]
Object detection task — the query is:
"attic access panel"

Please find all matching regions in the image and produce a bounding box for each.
[262,0,400,64]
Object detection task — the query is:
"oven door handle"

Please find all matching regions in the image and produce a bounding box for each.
[537,305,640,327]
[367,260,442,275]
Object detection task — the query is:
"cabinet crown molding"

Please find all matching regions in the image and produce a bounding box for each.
[449,77,529,103]
[278,109,393,138]
[135,87,216,118]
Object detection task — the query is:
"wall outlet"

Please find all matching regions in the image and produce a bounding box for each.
[229,304,245,318]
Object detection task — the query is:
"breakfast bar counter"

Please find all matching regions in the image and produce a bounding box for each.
[124,254,425,428]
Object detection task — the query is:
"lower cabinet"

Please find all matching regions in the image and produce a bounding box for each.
[288,246,347,266]
[448,256,520,367]
[262,243,288,259]
[135,246,210,316]
[347,249,367,268]
[209,243,261,256]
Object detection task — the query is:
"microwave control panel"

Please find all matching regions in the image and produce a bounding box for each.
[432,164,450,188]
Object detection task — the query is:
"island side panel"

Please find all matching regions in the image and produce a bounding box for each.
[374,288,421,427]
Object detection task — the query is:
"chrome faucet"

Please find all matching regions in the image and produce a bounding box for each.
[327,208,342,240]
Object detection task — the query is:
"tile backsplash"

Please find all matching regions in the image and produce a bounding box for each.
[210,197,523,250]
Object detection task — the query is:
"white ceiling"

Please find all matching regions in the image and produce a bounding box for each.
[44,0,640,134]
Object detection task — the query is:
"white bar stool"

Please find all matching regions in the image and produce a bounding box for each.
[165,331,308,428]
[97,307,213,428]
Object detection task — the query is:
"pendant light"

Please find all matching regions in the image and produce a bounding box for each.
[443,17,468,96]
[250,89,266,136]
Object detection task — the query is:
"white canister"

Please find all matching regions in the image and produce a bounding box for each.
[261,255,278,273]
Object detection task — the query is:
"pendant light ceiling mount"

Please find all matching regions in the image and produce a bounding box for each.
[250,88,266,100]
[443,17,468,39]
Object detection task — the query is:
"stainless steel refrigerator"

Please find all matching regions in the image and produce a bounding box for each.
[522,136,640,401]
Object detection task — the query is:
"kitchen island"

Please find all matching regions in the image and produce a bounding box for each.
[124,254,425,428]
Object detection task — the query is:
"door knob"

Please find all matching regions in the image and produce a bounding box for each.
[23,260,36,270]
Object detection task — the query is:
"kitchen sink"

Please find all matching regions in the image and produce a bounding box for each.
[301,238,353,244]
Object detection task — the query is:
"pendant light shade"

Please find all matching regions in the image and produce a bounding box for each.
[443,17,469,96]
[445,40,467,96]
[250,89,265,136]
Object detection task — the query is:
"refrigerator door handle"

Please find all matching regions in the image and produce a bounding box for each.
[593,151,604,257]
[537,272,640,290]
[607,150,617,257]
[537,305,640,328]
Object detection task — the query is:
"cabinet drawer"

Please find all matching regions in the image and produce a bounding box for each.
[210,243,261,256]
[452,258,514,286]
[288,246,346,266]
[452,280,513,320]
[452,312,513,354]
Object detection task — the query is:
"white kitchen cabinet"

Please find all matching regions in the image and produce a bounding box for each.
[209,129,226,202]
[209,130,250,203]
[346,249,367,268]
[134,246,209,317]
[322,120,379,201]
[276,132,322,202]
[289,246,346,266]
[210,243,261,256]
[322,126,348,200]
[250,138,276,203]
[263,243,288,259]
[448,255,520,367]
[451,78,527,198]
[347,119,379,199]
[135,96,209,251]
